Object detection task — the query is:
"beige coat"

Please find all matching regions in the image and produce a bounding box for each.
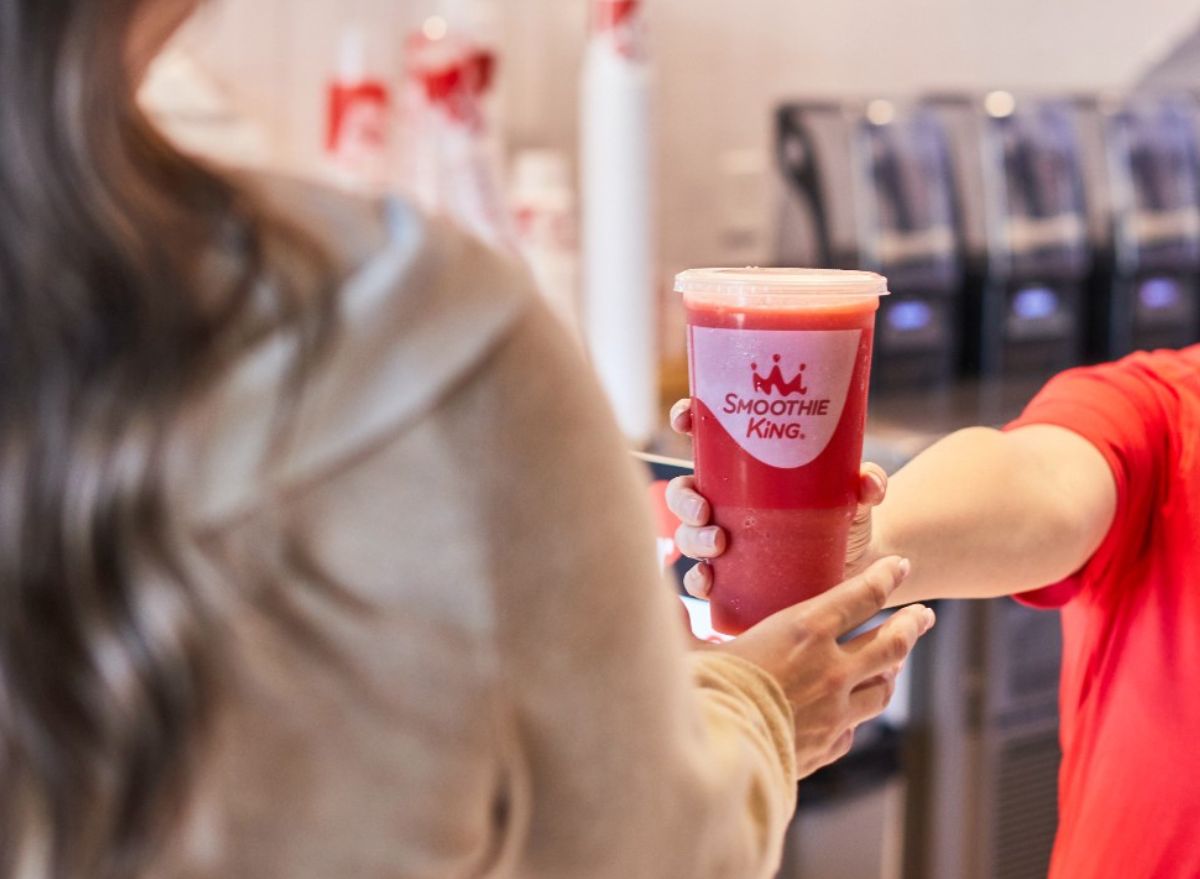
[162,178,797,879]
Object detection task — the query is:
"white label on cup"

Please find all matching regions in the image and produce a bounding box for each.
[691,326,862,469]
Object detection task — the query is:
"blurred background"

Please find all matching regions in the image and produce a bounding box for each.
[154,0,1200,425]
[169,0,1198,271]
[144,3,1200,878]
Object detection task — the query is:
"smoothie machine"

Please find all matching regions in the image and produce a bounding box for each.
[774,100,964,392]
[1075,93,1200,360]
[927,93,1091,381]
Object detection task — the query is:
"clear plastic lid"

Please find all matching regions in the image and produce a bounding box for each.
[675,267,888,308]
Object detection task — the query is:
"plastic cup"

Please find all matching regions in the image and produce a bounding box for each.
[677,268,888,635]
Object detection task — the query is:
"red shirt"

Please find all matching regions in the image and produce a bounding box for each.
[1007,346,1200,879]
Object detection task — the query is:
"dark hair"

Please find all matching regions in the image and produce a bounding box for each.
[0,2,333,876]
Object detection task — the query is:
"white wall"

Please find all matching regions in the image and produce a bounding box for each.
[176,0,1200,291]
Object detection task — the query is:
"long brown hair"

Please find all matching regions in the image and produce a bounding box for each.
[0,2,332,876]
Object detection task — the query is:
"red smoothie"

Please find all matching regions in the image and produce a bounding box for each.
[678,269,884,635]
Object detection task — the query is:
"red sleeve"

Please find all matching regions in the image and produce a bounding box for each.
[1003,354,1175,608]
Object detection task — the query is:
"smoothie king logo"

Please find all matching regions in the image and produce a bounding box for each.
[722,356,832,440]
[692,328,861,469]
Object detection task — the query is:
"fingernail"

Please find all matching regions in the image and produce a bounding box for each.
[897,558,912,579]
[685,564,712,598]
[921,608,936,633]
[684,496,706,522]
[871,472,887,494]
[698,528,720,551]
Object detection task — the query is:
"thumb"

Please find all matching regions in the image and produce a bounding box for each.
[846,465,886,574]
[858,463,888,507]
[669,399,694,436]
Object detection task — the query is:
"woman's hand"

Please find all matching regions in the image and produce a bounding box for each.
[666,398,888,601]
[718,556,934,778]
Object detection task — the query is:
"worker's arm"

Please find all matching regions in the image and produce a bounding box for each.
[869,424,1116,605]
[667,399,1118,607]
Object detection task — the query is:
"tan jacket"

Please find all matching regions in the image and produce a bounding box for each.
[163,179,796,879]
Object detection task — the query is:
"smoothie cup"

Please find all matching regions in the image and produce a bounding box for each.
[677,268,887,635]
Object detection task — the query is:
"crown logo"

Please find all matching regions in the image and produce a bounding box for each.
[752,355,808,396]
